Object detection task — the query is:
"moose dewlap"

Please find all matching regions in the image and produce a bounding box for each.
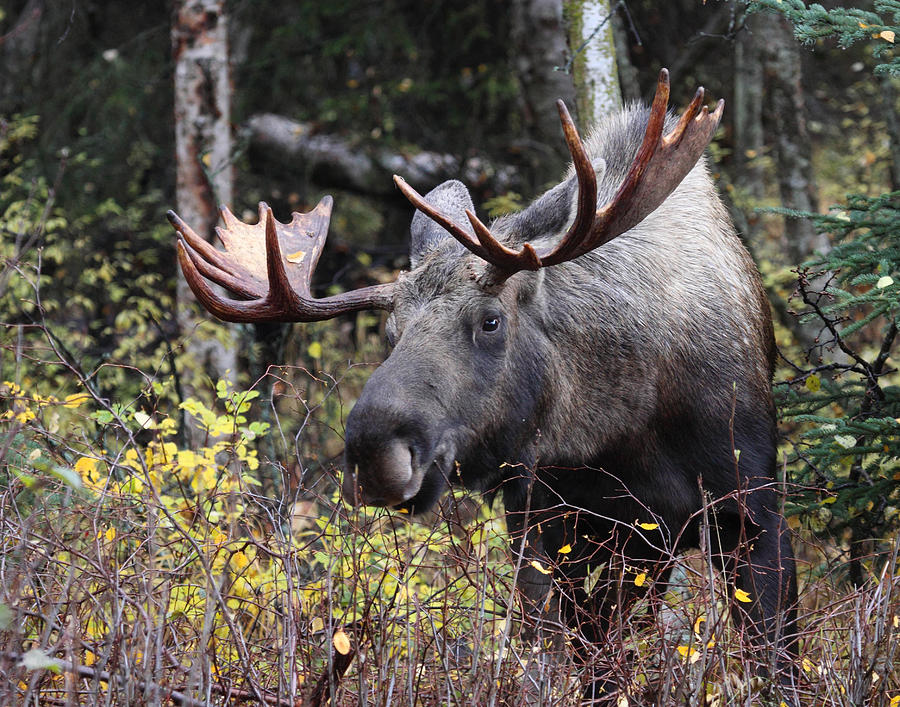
[170,69,798,690]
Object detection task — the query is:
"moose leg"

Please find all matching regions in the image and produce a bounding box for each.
[712,490,798,685]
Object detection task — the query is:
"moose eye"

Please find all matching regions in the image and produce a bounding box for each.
[482,316,501,333]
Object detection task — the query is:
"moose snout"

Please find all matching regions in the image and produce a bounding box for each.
[342,436,420,506]
[343,388,436,507]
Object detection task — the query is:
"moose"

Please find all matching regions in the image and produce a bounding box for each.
[170,69,797,696]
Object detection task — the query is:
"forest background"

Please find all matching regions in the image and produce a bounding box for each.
[3,0,900,704]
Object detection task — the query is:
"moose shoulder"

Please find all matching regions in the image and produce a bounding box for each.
[170,69,797,691]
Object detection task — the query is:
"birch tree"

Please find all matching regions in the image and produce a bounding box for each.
[172,0,237,436]
[563,0,623,128]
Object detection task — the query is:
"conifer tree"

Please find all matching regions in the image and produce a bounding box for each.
[756,0,900,586]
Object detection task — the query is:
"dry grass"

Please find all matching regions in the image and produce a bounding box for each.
[1,361,899,706]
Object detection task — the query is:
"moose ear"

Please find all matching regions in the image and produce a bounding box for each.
[409,180,475,269]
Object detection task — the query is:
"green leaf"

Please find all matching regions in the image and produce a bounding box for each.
[49,465,83,490]
[0,603,11,630]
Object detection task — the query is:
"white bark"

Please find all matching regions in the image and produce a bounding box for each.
[172,0,237,396]
[563,0,623,128]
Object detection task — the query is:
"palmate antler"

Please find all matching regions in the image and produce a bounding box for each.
[170,69,721,322]
[393,69,724,278]
[170,197,394,322]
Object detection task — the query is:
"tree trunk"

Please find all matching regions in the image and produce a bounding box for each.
[510,0,577,173]
[244,113,525,197]
[760,12,828,263]
[562,0,622,129]
[611,8,640,103]
[732,9,766,247]
[881,75,900,192]
[172,0,237,438]
[0,0,44,113]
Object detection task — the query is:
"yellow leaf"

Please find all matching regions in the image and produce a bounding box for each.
[286,250,307,263]
[530,560,553,575]
[637,521,659,531]
[735,588,752,603]
[307,341,322,359]
[805,374,821,392]
[558,543,572,555]
[231,551,250,571]
[333,628,351,655]
[75,457,98,475]
[693,615,706,636]
[105,527,116,542]
[310,616,324,633]
[880,30,896,42]
[676,645,696,659]
[891,696,900,707]
[802,657,816,673]
[634,572,647,587]
[62,393,90,408]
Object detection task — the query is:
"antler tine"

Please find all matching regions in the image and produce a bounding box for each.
[537,100,598,266]
[262,203,302,311]
[171,198,395,323]
[393,176,490,260]
[394,177,541,271]
[547,68,722,261]
[585,68,672,249]
[177,239,269,321]
[169,209,250,287]
[667,86,706,148]
[175,232,260,300]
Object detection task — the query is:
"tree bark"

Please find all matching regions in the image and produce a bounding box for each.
[562,0,622,130]
[881,75,900,192]
[0,0,44,113]
[732,9,766,246]
[172,0,237,434]
[244,113,524,197]
[760,12,828,263]
[510,0,577,170]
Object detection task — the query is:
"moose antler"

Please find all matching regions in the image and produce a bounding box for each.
[394,68,724,277]
[170,197,394,323]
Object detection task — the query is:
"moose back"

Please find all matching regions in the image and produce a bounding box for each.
[170,69,797,684]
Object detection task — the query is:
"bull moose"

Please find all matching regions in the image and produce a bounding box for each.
[170,69,797,697]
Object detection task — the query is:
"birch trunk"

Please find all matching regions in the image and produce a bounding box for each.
[562,0,623,129]
[172,0,237,431]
